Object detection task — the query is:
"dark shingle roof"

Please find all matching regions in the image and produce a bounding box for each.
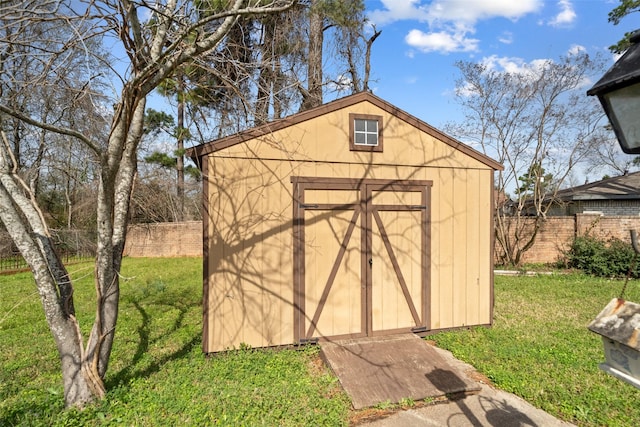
[555,171,640,201]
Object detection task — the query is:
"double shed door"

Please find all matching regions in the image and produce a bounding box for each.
[293,177,432,343]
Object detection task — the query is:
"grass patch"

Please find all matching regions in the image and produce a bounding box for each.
[432,273,640,426]
[4,258,640,426]
[0,257,350,426]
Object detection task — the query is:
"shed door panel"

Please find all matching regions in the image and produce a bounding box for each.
[371,208,424,332]
[293,178,430,342]
[303,205,363,338]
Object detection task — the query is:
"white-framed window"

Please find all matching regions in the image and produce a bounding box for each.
[354,118,379,146]
[349,113,383,152]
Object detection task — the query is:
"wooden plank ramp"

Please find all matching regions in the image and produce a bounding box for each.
[319,334,481,409]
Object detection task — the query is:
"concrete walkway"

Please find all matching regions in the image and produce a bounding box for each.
[356,343,575,427]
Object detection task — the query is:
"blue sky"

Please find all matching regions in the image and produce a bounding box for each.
[362,0,638,129]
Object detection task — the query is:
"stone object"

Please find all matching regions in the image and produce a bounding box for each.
[588,298,640,388]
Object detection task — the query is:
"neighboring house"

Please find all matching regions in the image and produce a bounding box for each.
[546,172,640,216]
[187,92,503,353]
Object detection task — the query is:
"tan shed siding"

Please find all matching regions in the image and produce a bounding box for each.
[215,102,492,171]
[462,168,492,327]
[201,100,497,351]
[262,159,294,347]
[452,170,467,327]
[465,169,480,326]
[478,170,493,325]
[432,168,455,329]
[420,167,493,330]
[206,156,295,351]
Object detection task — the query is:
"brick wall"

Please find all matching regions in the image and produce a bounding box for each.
[495,214,640,265]
[512,217,575,264]
[576,214,640,241]
[124,221,202,257]
[124,217,640,264]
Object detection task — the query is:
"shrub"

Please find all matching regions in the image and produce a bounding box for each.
[566,235,638,278]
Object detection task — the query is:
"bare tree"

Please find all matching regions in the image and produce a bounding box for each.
[300,0,369,109]
[446,51,606,266]
[150,1,375,140]
[328,6,380,93]
[582,130,640,179]
[0,0,295,408]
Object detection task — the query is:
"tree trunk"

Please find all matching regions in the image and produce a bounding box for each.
[84,97,146,380]
[302,3,323,110]
[0,94,145,408]
[177,77,185,222]
[0,0,297,409]
[256,16,276,125]
[0,135,104,406]
[363,29,381,92]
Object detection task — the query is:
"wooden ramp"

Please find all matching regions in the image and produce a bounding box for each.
[319,334,481,409]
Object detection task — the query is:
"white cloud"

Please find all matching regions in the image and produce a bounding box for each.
[498,31,513,45]
[405,29,479,54]
[369,0,542,54]
[547,0,576,27]
[480,54,552,78]
[327,74,353,92]
[455,81,478,97]
[567,44,586,56]
[369,0,542,27]
[481,55,526,73]
[477,45,589,83]
[455,55,552,98]
[477,52,588,93]
[426,0,542,25]
[368,0,431,26]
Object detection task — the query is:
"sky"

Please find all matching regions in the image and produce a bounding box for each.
[360,0,638,130]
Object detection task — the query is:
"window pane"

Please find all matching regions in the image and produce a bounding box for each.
[352,116,381,148]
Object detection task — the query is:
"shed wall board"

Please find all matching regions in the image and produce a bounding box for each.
[197,95,498,352]
[213,109,490,171]
[205,158,493,351]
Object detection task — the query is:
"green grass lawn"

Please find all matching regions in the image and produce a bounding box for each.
[0,258,350,426]
[433,273,640,426]
[2,258,640,426]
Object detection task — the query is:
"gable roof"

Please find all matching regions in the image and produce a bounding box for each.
[186,91,503,171]
[555,171,640,201]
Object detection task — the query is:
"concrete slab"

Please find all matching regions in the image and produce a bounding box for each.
[356,343,575,427]
[319,334,481,410]
[360,385,575,427]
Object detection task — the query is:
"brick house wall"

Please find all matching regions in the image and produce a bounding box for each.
[574,200,640,216]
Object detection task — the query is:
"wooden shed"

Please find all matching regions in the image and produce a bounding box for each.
[188,92,503,353]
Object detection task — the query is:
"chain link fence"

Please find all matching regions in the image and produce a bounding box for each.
[0,229,96,273]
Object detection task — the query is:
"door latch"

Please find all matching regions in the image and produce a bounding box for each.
[368,258,373,267]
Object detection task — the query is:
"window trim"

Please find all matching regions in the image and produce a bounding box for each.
[349,113,383,152]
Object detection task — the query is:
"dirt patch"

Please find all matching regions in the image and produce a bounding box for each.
[348,397,447,425]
